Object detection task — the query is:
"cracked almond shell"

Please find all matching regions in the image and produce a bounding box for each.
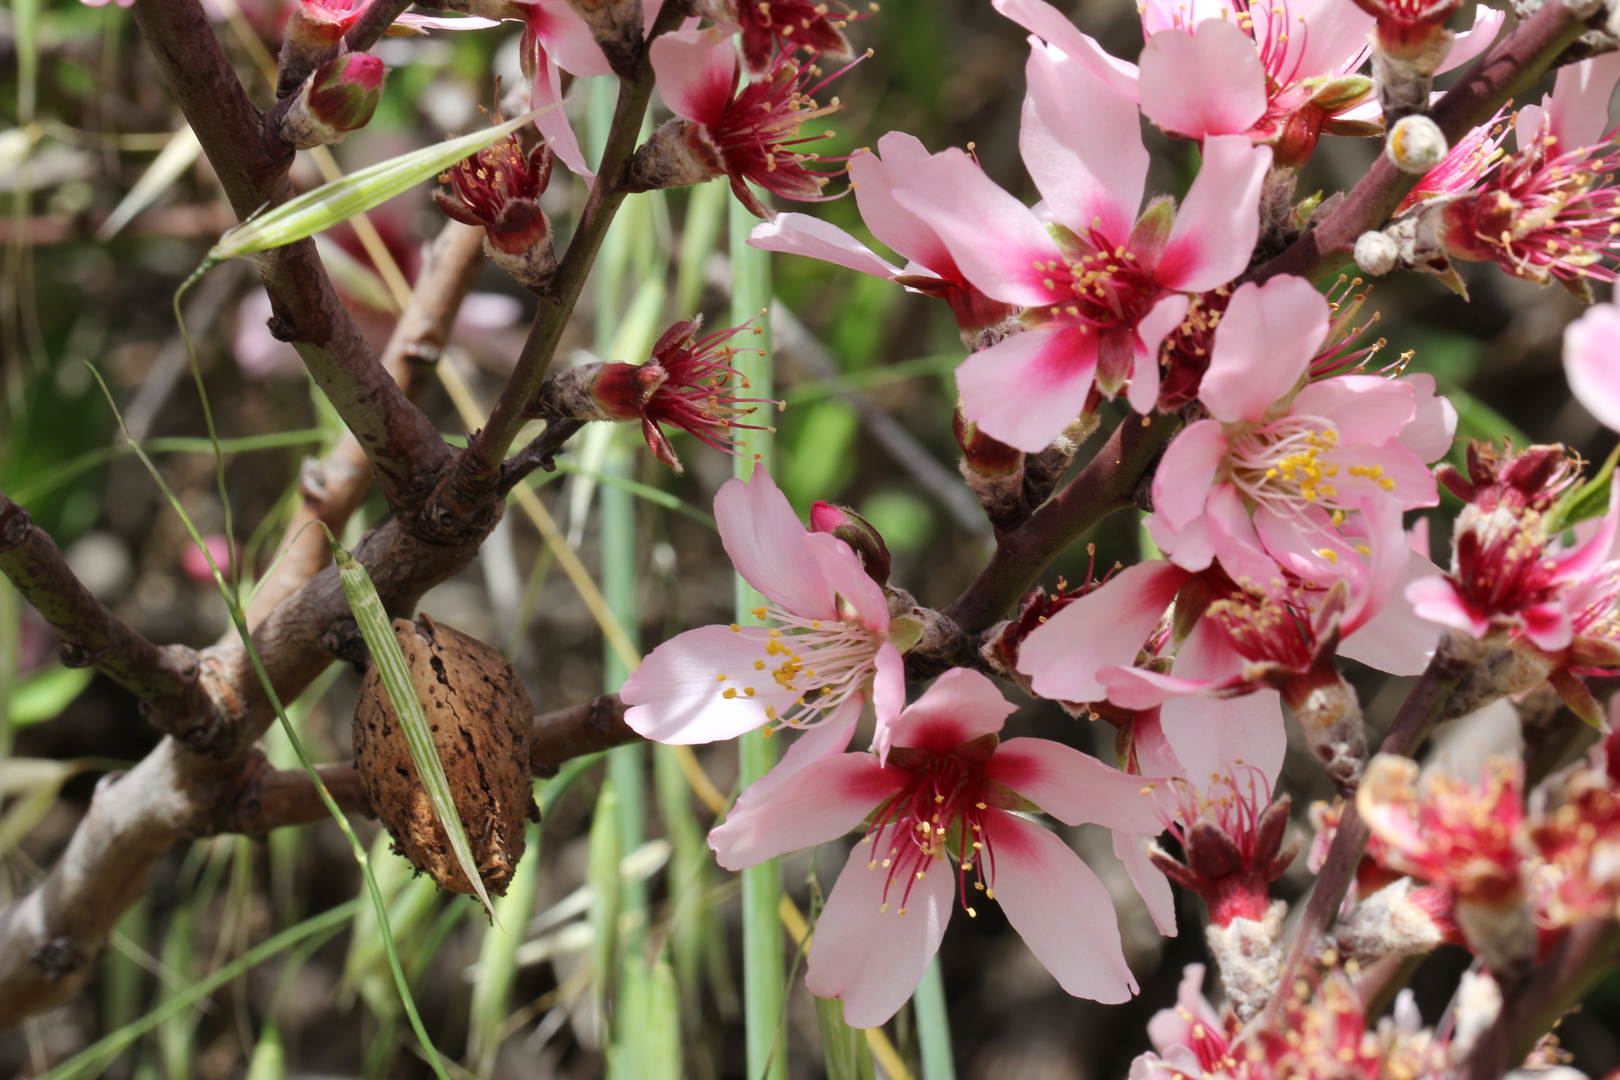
[352,613,538,896]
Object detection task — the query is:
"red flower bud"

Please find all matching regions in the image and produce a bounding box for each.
[810,502,891,585]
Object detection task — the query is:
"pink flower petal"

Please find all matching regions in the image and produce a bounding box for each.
[1435,5,1505,75]
[1278,0,1374,80]
[1115,831,1178,935]
[715,468,833,620]
[1252,503,1355,587]
[1157,135,1270,292]
[622,625,801,743]
[1289,374,1416,447]
[528,43,594,183]
[805,842,955,1028]
[1128,293,1192,414]
[981,810,1139,1003]
[748,214,903,279]
[1405,575,1489,638]
[1207,484,1286,588]
[891,155,1062,308]
[1340,549,1446,676]
[1098,665,1220,710]
[1139,0,1241,36]
[526,0,613,75]
[1321,441,1439,509]
[870,642,907,764]
[1565,302,1620,432]
[1396,373,1458,462]
[985,738,1170,832]
[882,668,1017,755]
[803,531,890,634]
[1020,561,1192,702]
[709,752,904,869]
[993,0,1142,100]
[395,12,500,30]
[849,133,962,275]
[1139,21,1268,139]
[1148,510,1215,571]
[1148,965,1220,1052]
[1199,276,1328,423]
[1152,419,1227,530]
[1547,52,1620,150]
[955,326,1100,453]
[649,28,736,127]
[1160,621,1286,784]
[1021,41,1147,242]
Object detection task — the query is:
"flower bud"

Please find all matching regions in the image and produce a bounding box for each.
[277,54,387,151]
[434,130,557,294]
[810,502,891,585]
[1333,877,1461,962]
[1205,900,1286,1022]
[953,403,1027,530]
[1354,230,1401,276]
[565,0,643,73]
[352,614,538,897]
[1387,115,1449,175]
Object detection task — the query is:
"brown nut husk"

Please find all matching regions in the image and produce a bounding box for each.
[352,613,538,896]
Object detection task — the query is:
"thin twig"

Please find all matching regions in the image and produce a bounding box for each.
[0,494,219,746]
[1248,0,1593,285]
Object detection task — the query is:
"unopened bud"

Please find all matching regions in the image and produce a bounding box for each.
[1355,230,1401,276]
[1205,900,1286,1022]
[278,54,387,150]
[1387,115,1448,174]
[1333,878,1459,962]
[1283,669,1368,793]
[810,502,891,585]
[628,119,724,194]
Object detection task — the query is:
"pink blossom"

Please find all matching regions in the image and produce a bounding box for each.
[648,29,844,218]
[1407,444,1619,655]
[1436,55,1620,289]
[286,0,498,45]
[708,668,1168,1026]
[748,133,1019,336]
[1565,300,1620,432]
[889,41,1270,451]
[621,468,907,752]
[516,0,667,182]
[1133,0,1501,166]
[1148,276,1447,576]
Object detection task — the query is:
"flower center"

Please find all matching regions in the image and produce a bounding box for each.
[1225,415,1396,548]
[721,604,882,729]
[1029,232,1158,331]
[861,749,996,916]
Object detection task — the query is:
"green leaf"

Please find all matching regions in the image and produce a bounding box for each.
[1549,440,1620,533]
[913,957,956,1080]
[8,663,94,727]
[329,540,497,922]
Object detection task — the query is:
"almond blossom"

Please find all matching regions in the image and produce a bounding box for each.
[890,39,1271,452]
[1129,0,1502,165]
[748,133,1019,340]
[707,668,1169,1026]
[1146,275,1451,577]
[639,29,844,218]
[620,467,906,751]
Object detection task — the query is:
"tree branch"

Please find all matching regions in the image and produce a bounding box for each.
[942,411,1180,636]
[246,221,489,630]
[1248,0,1594,286]
[530,693,639,774]
[129,0,451,510]
[1256,633,1473,1032]
[0,495,220,746]
[457,1,687,490]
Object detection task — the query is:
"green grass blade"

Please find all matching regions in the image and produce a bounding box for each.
[589,780,624,1033]
[469,820,542,1077]
[244,1021,285,1080]
[39,901,360,1080]
[913,957,956,1080]
[675,180,726,317]
[817,996,877,1080]
[85,366,453,1080]
[329,540,497,922]
[731,187,786,1080]
[210,109,545,261]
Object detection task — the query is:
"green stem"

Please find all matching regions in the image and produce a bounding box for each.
[731,191,786,1080]
[913,957,955,1080]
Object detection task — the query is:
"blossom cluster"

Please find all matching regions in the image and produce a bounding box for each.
[137,0,1620,1056]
